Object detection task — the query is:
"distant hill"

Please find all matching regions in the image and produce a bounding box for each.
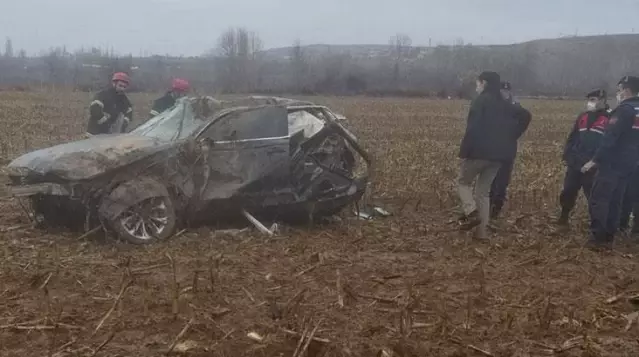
[252,33,639,96]
[262,44,392,60]
[261,33,639,61]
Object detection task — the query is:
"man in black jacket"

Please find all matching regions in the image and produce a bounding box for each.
[557,89,610,226]
[149,78,191,118]
[457,71,522,240]
[489,81,532,218]
[86,72,133,135]
[584,76,639,250]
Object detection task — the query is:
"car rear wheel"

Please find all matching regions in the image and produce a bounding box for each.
[111,196,177,244]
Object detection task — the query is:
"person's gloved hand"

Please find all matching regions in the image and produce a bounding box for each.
[581,160,596,173]
[97,113,111,124]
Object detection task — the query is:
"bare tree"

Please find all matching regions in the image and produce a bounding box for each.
[217,28,237,58]
[249,31,263,60]
[315,53,351,93]
[389,33,412,87]
[248,31,264,89]
[44,47,65,86]
[290,39,308,91]
[214,27,264,92]
[4,37,13,58]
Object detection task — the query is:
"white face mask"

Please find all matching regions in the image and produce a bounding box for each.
[586,101,597,111]
[114,81,128,93]
[617,93,624,103]
[476,81,484,94]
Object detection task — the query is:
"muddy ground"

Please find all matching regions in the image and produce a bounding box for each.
[1,92,639,356]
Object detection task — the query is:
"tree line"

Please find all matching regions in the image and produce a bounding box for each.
[1,30,639,98]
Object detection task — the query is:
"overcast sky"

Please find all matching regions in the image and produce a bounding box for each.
[2,0,639,56]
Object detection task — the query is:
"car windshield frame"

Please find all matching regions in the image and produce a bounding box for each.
[129,97,207,141]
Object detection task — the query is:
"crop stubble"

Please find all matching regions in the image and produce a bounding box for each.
[0,91,638,356]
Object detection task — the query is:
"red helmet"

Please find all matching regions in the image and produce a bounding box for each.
[112,72,130,84]
[172,78,190,92]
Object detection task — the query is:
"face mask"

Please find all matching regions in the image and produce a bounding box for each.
[586,101,597,111]
[114,81,128,93]
[617,93,623,103]
[475,81,484,94]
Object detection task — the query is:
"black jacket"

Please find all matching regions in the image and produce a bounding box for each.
[511,101,532,142]
[562,109,610,169]
[459,84,524,163]
[593,97,639,175]
[149,92,176,118]
[87,87,133,135]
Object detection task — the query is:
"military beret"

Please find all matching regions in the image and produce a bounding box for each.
[586,89,606,98]
[500,81,512,90]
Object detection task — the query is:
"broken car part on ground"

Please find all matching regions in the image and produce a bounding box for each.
[4,96,372,244]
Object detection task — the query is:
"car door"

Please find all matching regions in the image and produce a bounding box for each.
[196,106,290,200]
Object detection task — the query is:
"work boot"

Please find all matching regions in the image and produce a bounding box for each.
[585,236,613,252]
[490,202,503,219]
[556,210,570,226]
[473,225,490,241]
[620,218,630,234]
[627,225,639,242]
[458,210,480,231]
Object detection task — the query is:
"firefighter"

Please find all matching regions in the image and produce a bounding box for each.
[584,76,639,250]
[489,81,532,218]
[556,89,610,226]
[86,72,133,136]
[149,78,191,118]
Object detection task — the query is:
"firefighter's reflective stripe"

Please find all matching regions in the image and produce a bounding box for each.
[149,110,160,116]
[90,100,104,108]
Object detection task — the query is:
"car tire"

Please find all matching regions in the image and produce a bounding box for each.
[111,195,177,245]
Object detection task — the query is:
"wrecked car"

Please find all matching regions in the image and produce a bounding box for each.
[4,96,371,244]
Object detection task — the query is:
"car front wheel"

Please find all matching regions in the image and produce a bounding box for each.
[111,195,177,245]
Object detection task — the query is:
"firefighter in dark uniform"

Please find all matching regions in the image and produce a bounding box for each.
[489,81,532,218]
[148,78,191,118]
[584,76,639,250]
[556,89,610,226]
[86,72,133,136]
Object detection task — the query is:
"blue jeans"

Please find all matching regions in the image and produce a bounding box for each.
[589,168,630,242]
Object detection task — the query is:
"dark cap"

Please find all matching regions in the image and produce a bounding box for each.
[501,81,512,90]
[586,89,606,99]
[478,71,500,84]
[618,76,639,91]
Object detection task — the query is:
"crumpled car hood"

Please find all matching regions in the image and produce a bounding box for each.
[7,134,172,181]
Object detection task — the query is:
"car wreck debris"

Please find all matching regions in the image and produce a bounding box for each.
[4,95,372,244]
[241,209,275,236]
[354,205,392,220]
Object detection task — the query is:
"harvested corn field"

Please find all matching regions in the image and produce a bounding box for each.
[1,90,639,357]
